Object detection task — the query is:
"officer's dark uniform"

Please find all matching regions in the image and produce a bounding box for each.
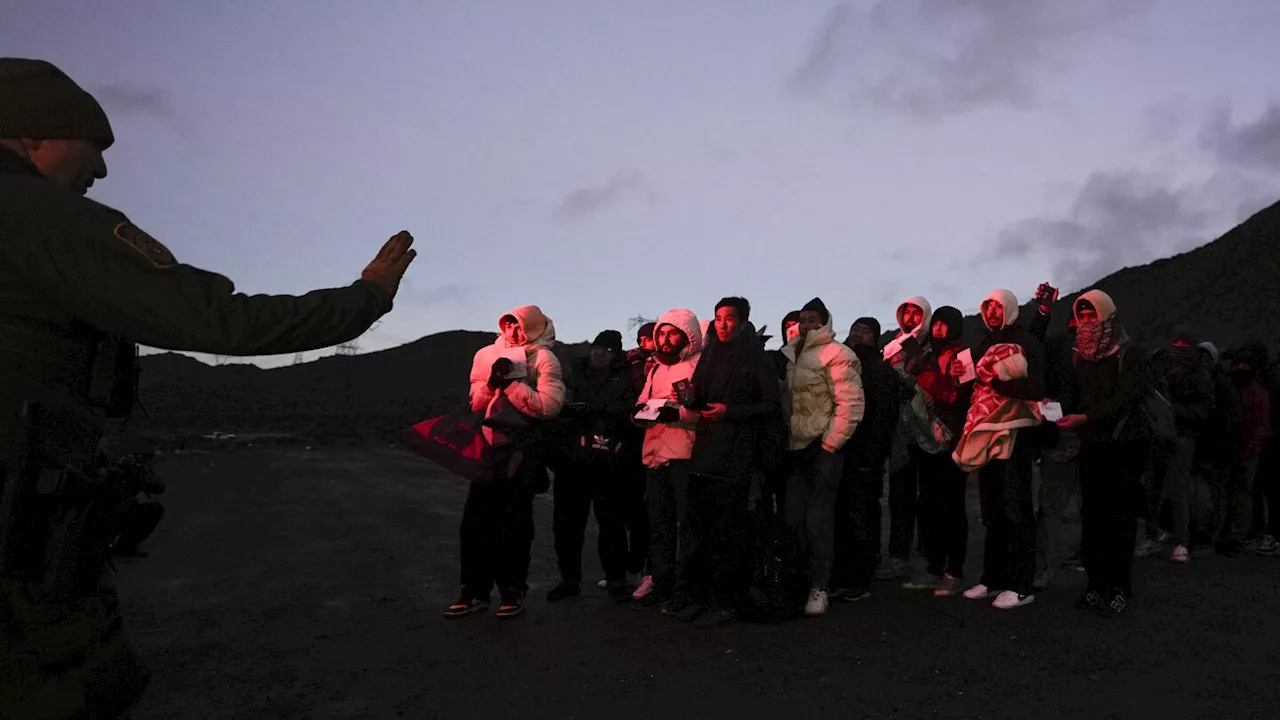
[0,59,397,720]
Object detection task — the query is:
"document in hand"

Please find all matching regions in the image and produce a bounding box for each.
[1038,400,1064,422]
[500,347,528,379]
[634,398,670,421]
[956,349,977,384]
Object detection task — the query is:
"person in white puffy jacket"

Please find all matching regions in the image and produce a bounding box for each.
[445,305,565,621]
[631,309,704,609]
[782,297,865,617]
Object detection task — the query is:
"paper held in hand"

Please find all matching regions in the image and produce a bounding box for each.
[1039,400,1064,422]
[634,398,670,421]
[882,334,905,360]
[500,348,528,379]
[956,349,977,384]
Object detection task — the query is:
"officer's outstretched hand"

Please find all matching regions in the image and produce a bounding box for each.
[361,231,417,298]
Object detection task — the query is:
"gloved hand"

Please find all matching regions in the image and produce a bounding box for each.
[656,406,680,424]
[489,358,515,390]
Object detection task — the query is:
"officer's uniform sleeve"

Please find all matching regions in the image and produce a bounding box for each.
[0,197,393,356]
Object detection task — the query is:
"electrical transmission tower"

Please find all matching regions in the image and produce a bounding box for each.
[292,353,305,365]
[334,341,359,356]
[627,315,656,334]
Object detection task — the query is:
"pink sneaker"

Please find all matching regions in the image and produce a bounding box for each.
[631,575,654,600]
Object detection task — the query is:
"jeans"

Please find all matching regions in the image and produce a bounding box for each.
[888,445,925,561]
[646,461,692,597]
[1160,436,1197,547]
[918,450,969,578]
[1080,440,1149,598]
[977,440,1036,594]
[784,446,844,590]
[679,472,753,607]
[551,462,630,583]
[1034,457,1079,586]
[832,463,885,593]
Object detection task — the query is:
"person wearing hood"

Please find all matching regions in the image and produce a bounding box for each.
[1224,339,1272,554]
[546,330,644,603]
[831,316,901,602]
[1055,291,1150,616]
[633,309,704,609]
[903,305,974,597]
[1033,297,1083,588]
[1153,325,1215,563]
[674,297,782,628]
[962,289,1044,610]
[781,298,864,616]
[1191,341,1238,555]
[448,305,565,620]
[877,296,934,581]
[627,322,658,395]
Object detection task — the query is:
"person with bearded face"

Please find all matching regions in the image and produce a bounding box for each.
[962,289,1045,610]
[1152,326,1216,563]
[1054,291,1150,616]
[632,310,704,610]
[876,297,934,581]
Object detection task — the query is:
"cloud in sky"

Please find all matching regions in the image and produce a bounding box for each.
[553,170,656,223]
[1199,102,1280,174]
[789,0,1144,120]
[93,84,188,133]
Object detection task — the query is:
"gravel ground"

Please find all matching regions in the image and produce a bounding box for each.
[116,448,1280,720]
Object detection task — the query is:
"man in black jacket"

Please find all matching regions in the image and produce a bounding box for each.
[671,297,781,628]
[546,331,643,602]
[964,289,1045,609]
[831,317,901,601]
[1156,326,1215,562]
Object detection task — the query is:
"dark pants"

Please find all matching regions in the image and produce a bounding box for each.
[114,499,165,554]
[622,465,650,575]
[459,471,538,599]
[678,472,752,607]
[552,463,630,583]
[833,463,884,592]
[1079,440,1149,599]
[1035,457,1079,585]
[918,450,968,578]
[888,445,925,561]
[784,445,844,590]
[977,441,1036,594]
[647,460,692,597]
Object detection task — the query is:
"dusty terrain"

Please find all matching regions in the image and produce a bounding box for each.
[116,448,1280,720]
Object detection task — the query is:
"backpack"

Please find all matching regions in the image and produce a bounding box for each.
[1112,345,1177,453]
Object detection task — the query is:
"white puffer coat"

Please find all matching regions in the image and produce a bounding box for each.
[783,314,864,452]
[637,309,704,469]
[469,305,566,443]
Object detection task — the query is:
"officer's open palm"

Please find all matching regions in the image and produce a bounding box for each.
[361,231,417,298]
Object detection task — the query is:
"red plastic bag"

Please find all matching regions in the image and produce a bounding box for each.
[402,407,495,482]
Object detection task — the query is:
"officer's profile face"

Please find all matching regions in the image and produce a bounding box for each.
[25,138,108,195]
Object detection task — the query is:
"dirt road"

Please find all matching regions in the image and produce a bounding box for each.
[116,448,1280,720]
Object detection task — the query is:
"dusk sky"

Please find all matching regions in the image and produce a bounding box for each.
[6,1,1280,367]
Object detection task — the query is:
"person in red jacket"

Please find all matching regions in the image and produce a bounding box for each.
[1224,340,1272,554]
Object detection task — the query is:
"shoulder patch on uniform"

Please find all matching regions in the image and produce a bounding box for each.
[114,222,177,268]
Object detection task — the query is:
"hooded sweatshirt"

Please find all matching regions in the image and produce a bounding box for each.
[884,296,933,368]
[469,305,566,443]
[919,305,973,443]
[1164,325,1215,436]
[782,298,864,452]
[637,309,704,468]
[970,289,1045,403]
[1069,290,1150,443]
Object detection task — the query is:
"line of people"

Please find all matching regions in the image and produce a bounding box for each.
[443,286,1274,623]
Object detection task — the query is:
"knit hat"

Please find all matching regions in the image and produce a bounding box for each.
[0,59,114,148]
[931,306,965,345]
[592,330,623,352]
[852,316,881,337]
[636,322,656,345]
[1198,341,1219,364]
[801,297,830,325]
[1172,325,1201,347]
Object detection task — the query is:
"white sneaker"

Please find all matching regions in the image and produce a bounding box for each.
[992,591,1035,610]
[804,588,829,617]
[962,583,991,600]
[597,578,609,589]
[1171,545,1190,563]
[631,575,654,600]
